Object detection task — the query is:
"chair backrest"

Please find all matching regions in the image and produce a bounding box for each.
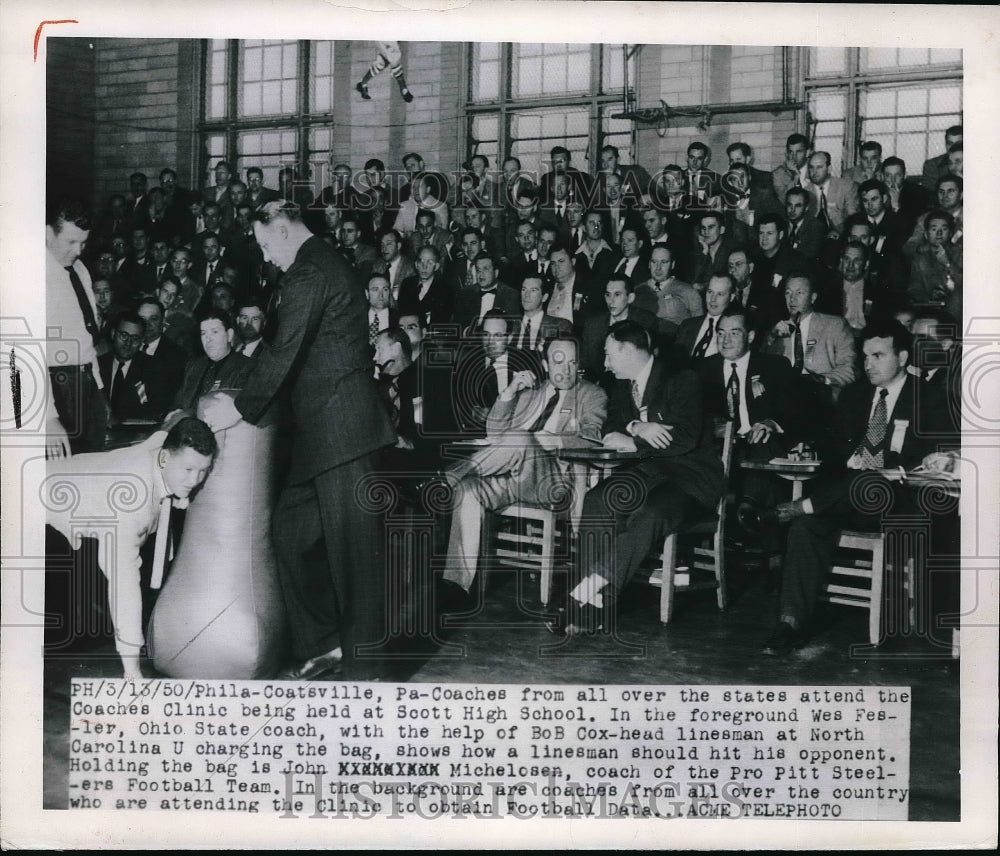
[717,419,736,479]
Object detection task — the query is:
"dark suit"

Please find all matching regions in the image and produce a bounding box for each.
[574,242,623,298]
[98,352,170,422]
[780,373,958,629]
[581,307,666,380]
[234,236,396,679]
[785,217,825,264]
[372,256,417,299]
[339,242,378,284]
[574,360,725,599]
[671,313,718,365]
[683,237,739,287]
[143,335,187,406]
[453,282,521,332]
[510,313,573,354]
[172,351,255,411]
[397,274,455,325]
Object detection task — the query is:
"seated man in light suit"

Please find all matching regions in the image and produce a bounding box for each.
[45,417,218,679]
[438,337,607,603]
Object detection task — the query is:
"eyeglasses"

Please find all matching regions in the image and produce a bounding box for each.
[115,331,144,345]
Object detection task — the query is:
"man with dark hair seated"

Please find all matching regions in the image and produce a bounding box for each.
[172,309,255,412]
[760,318,959,655]
[548,321,724,636]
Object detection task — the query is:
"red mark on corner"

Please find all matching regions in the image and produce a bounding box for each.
[34,19,79,61]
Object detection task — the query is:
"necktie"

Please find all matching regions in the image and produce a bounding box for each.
[529,389,561,432]
[630,380,643,411]
[156,265,165,281]
[388,379,401,428]
[150,496,174,590]
[66,265,100,346]
[692,316,715,358]
[789,223,799,247]
[818,188,831,231]
[792,321,804,371]
[206,262,215,286]
[856,388,890,469]
[726,362,741,426]
[520,319,532,351]
[369,313,380,344]
[110,362,126,410]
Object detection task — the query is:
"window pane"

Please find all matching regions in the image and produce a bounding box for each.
[602,43,635,94]
[469,115,500,180]
[206,41,229,119]
[238,39,298,117]
[310,40,335,112]
[203,134,226,188]
[858,83,962,172]
[810,47,847,76]
[930,48,961,65]
[209,84,226,120]
[510,106,589,178]
[861,47,961,72]
[808,90,847,173]
[471,43,501,102]
[238,128,298,188]
[513,43,590,98]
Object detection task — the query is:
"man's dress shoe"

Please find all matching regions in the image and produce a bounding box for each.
[278,647,343,680]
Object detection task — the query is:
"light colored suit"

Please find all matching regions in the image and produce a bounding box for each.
[764,311,857,388]
[443,379,608,591]
[44,431,179,667]
[812,177,859,236]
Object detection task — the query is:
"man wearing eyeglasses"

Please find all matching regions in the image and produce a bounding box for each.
[98,311,169,425]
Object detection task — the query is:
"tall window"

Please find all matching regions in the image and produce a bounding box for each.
[200,39,335,189]
[804,48,961,175]
[466,43,636,180]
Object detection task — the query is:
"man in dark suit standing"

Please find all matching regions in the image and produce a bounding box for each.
[549,321,725,636]
[761,319,959,654]
[202,200,397,681]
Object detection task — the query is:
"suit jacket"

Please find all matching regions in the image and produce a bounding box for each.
[771,164,811,208]
[580,306,664,378]
[611,255,651,286]
[671,313,718,364]
[510,313,573,354]
[682,236,739,287]
[785,217,825,264]
[908,244,962,321]
[633,277,704,330]
[234,236,396,483]
[98,351,170,422]
[397,274,455,325]
[376,363,419,446]
[764,311,858,388]
[340,242,378,283]
[372,256,417,298]
[604,360,725,510]
[826,373,957,474]
[867,210,911,255]
[697,351,801,439]
[574,241,623,296]
[921,152,950,193]
[143,335,187,405]
[451,345,542,434]
[173,351,256,412]
[453,282,521,331]
[812,177,859,235]
[486,377,607,445]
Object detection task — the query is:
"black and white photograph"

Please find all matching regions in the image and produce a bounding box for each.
[1,0,997,849]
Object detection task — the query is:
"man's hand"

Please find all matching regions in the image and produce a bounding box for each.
[395,436,414,450]
[747,420,778,444]
[770,319,794,339]
[602,431,637,452]
[803,370,827,385]
[632,421,673,449]
[921,450,961,475]
[499,370,537,402]
[45,417,71,460]
[200,394,243,432]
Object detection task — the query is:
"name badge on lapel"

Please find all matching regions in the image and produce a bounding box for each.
[135,381,148,404]
[890,419,909,454]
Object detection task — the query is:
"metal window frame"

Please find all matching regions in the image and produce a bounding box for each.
[463,43,636,175]
[198,39,338,179]
[802,47,962,168]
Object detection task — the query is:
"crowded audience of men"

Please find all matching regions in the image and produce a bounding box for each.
[47,124,963,672]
